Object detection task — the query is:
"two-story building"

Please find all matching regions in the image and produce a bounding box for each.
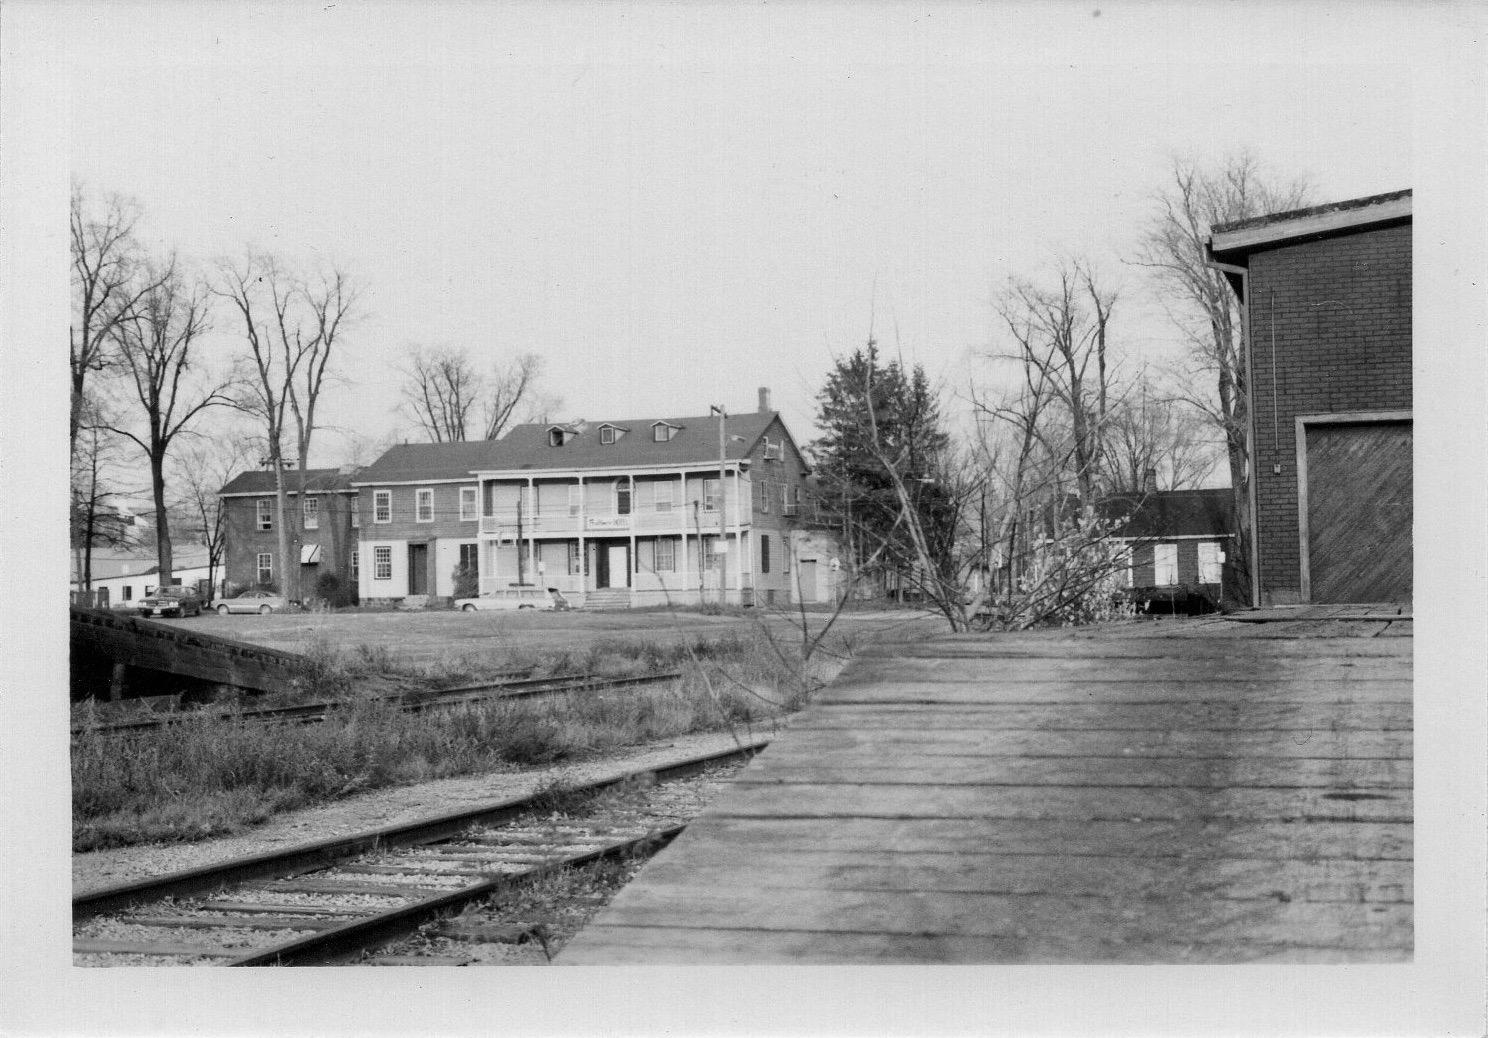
[350,441,507,604]
[218,467,359,598]
[471,389,811,608]
[1208,189,1411,606]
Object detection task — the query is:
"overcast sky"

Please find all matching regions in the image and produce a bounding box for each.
[59,3,1421,473]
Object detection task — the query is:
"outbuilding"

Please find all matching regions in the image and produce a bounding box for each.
[1207,190,1411,606]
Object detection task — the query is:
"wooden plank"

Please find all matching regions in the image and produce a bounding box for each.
[591,882,1411,948]
[742,754,1411,790]
[836,656,1412,684]
[768,727,1410,759]
[1305,420,1412,603]
[793,701,1413,731]
[634,852,1411,903]
[73,939,236,958]
[713,782,1413,824]
[864,636,1411,659]
[560,924,1410,965]
[667,816,1413,861]
[821,678,1411,705]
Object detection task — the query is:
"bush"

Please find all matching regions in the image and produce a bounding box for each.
[452,563,478,600]
[315,571,357,608]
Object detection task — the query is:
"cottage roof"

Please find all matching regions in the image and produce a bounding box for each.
[219,468,357,497]
[1102,488,1234,540]
[1208,189,1411,262]
[352,440,511,484]
[474,411,782,473]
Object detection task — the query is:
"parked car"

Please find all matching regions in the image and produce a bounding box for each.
[455,586,569,612]
[136,585,203,618]
[215,590,290,615]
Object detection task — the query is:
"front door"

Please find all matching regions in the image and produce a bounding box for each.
[798,560,817,603]
[605,544,629,588]
[408,544,429,595]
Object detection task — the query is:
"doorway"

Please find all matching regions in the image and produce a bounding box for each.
[602,544,630,588]
[408,543,429,595]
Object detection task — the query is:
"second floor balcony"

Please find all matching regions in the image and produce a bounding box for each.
[479,504,741,538]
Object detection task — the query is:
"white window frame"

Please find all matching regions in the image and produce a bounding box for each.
[1154,543,1179,586]
[615,480,631,516]
[373,489,391,523]
[256,552,273,585]
[1197,541,1222,584]
[703,478,720,511]
[415,488,434,523]
[783,483,799,516]
[373,545,392,581]
[302,496,319,530]
[350,550,359,583]
[568,541,582,576]
[459,486,478,522]
[350,504,360,529]
[756,479,771,513]
[600,425,617,445]
[257,499,273,531]
[568,484,583,517]
[655,538,675,572]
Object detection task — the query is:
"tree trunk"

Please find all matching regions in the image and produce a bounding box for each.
[151,449,173,586]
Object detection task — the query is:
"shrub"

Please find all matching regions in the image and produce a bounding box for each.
[452,563,478,600]
[315,571,357,608]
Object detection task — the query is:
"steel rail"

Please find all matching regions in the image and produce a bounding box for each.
[72,671,685,735]
[73,737,768,920]
[223,825,686,966]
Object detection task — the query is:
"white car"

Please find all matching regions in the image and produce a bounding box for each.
[456,587,568,612]
[215,590,291,615]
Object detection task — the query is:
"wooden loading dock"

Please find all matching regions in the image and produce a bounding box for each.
[561,613,1412,964]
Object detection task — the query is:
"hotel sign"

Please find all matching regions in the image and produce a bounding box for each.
[585,516,631,531]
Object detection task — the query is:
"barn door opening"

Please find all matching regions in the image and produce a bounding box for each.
[1300,418,1412,604]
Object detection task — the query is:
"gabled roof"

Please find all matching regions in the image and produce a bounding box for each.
[476,411,781,472]
[353,441,510,484]
[1209,189,1411,263]
[219,468,357,497]
[1101,488,1235,540]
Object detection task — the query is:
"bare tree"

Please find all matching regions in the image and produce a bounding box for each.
[1135,155,1310,601]
[399,345,482,441]
[70,183,169,454]
[995,259,1120,506]
[103,258,232,586]
[171,437,253,604]
[217,252,359,602]
[71,395,138,594]
[1102,379,1219,494]
[481,352,546,440]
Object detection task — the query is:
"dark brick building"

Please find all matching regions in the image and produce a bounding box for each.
[219,467,359,600]
[1208,190,1411,605]
[1104,488,1235,608]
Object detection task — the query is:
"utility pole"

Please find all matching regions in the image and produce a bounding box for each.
[710,404,728,603]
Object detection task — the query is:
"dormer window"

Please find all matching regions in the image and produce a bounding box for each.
[762,438,783,462]
[598,424,625,445]
[652,421,679,443]
[549,428,563,447]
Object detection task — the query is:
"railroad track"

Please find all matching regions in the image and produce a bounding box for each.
[72,670,685,735]
[73,739,766,966]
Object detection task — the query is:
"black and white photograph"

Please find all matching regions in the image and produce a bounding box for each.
[1,1,1484,1034]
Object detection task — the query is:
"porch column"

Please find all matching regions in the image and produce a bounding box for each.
[732,467,745,596]
[576,476,586,591]
[526,476,536,584]
[628,474,637,590]
[677,468,689,596]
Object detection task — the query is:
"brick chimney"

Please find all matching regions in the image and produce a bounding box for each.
[758,387,771,414]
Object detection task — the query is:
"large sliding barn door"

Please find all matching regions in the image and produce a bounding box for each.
[1302,419,1412,604]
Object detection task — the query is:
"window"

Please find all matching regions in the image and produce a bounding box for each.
[615,481,631,516]
[416,488,434,522]
[703,478,720,511]
[782,484,800,516]
[1154,543,1178,586]
[599,425,619,445]
[1115,545,1133,588]
[702,535,722,571]
[648,479,677,512]
[460,486,478,521]
[121,586,132,601]
[257,499,273,530]
[655,538,675,572]
[755,480,771,513]
[350,550,359,584]
[549,427,564,447]
[568,541,582,576]
[302,496,319,529]
[350,505,360,529]
[760,535,771,573]
[373,490,391,523]
[459,543,479,571]
[1197,541,1223,584]
[373,545,392,581]
[257,552,273,585]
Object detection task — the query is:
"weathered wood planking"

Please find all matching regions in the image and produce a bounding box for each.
[560,620,1412,964]
[70,606,306,695]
